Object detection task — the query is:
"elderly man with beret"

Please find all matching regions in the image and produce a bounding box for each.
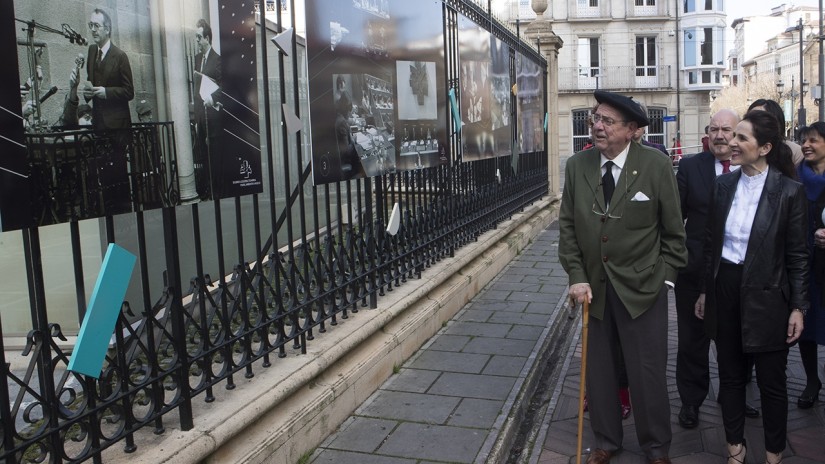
[559,90,687,464]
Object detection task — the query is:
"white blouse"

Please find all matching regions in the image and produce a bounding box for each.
[721,167,768,264]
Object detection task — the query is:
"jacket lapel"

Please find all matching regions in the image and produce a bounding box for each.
[699,152,716,192]
[716,170,739,241]
[743,169,781,272]
[582,149,605,212]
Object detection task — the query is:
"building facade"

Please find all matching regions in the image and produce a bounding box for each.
[731,5,820,130]
[497,0,726,155]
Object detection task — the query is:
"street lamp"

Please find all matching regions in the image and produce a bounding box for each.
[776,76,804,139]
[786,18,807,128]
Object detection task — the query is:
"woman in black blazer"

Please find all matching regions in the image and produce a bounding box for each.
[694,110,808,464]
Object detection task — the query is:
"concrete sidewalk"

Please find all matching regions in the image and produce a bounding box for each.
[310,223,573,463]
[309,220,825,464]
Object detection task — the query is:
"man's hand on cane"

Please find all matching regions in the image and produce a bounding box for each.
[568,283,592,307]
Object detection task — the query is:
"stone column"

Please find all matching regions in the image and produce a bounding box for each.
[161,0,198,202]
[524,0,563,198]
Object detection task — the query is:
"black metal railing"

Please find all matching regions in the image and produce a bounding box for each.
[25,122,179,226]
[0,1,548,463]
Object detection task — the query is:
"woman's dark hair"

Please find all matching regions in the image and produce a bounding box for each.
[747,98,786,140]
[800,121,825,142]
[742,110,796,179]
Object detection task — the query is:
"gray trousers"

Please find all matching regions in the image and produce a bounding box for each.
[586,280,671,459]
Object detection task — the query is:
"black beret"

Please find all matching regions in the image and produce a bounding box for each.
[594,90,649,127]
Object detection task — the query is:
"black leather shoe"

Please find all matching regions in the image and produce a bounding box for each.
[678,404,699,429]
[744,403,760,418]
[798,381,822,409]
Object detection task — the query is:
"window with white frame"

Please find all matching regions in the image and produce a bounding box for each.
[578,37,600,77]
[636,37,657,76]
[646,107,665,146]
[572,109,592,153]
[577,0,600,17]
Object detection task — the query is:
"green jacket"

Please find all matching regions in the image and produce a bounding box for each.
[559,141,687,319]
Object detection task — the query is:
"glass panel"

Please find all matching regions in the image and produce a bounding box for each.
[684,0,695,13]
[590,38,600,70]
[684,29,696,66]
[701,28,713,65]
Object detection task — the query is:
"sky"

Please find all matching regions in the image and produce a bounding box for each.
[725,0,820,55]
[726,0,820,27]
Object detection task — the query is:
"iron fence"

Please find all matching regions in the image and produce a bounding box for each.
[0,1,548,462]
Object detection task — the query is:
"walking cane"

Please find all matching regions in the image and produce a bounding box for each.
[575,299,590,464]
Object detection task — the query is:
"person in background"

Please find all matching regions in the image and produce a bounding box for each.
[136,99,153,123]
[560,90,687,464]
[695,110,808,464]
[702,125,710,152]
[747,99,803,166]
[794,122,825,410]
[631,101,667,156]
[675,109,741,430]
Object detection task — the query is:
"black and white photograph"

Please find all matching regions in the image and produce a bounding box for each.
[396,61,437,120]
[458,14,493,162]
[306,0,447,185]
[490,35,512,157]
[1,0,262,231]
[332,73,397,179]
[516,50,544,154]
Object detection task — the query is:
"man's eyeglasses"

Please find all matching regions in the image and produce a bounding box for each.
[88,22,104,31]
[589,113,626,127]
[591,167,628,219]
[195,34,204,40]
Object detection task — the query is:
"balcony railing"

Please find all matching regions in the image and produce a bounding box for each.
[626,1,668,18]
[569,0,610,19]
[558,65,672,92]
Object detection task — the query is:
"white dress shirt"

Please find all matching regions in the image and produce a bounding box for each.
[722,167,768,264]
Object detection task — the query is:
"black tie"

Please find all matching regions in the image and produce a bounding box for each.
[602,161,615,206]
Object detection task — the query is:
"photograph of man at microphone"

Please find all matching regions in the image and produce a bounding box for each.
[83,7,135,215]
[3,0,262,230]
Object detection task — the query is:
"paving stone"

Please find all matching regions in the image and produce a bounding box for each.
[488,281,535,292]
[310,449,416,464]
[323,417,398,453]
[482,355,527,377]
[383,368,440,393]
[507,291,554,303]
[427,334,471,351]
[462,336,536,357]
[377,422,486,462]
[468,299,528,313]
[448,398,504,428]
[408,350,490,374]
[525,301,559,314]
[478,289,512,301]
[506,324,544,341]
[488,311,552,326]
[428,372,516,400]
[457,309,494,323]
[445,321,512,338]
[358,391,461,423]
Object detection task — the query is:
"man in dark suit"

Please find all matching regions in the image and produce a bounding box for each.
[193,18,222,199]
[675,109,759,429]
[560,91,687,464]
[84,8,134,215]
